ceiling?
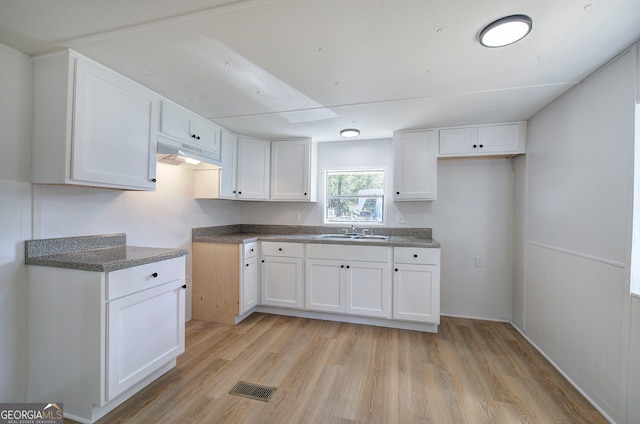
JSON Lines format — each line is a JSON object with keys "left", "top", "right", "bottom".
{"left": 1, "top": 0, "right": 639, "bottom": 142}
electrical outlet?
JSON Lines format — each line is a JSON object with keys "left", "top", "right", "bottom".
{"left": 397, "top": 213, "right": 408, "bottom": 224}
{"left": 475, "top": 256, "right": 485, "bottom": 267}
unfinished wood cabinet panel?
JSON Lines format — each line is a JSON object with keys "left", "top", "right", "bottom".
{"left": 192, "top": 242, "right": 240, "bottom": 324}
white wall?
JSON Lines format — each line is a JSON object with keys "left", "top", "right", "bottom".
{"left": 0, "top": 43, "right": 32, "bottom": 402}
{"left": 33, "top": 163, "right": 240, "bottom": 320}
{"left": 432, "top": 159, "right": 515, "bottom": 321}
{"left": 241, "top": 138, "right": 517, "bottom": 321}
{"left": 522, "top": 48, "right": 636, "bottom": 422}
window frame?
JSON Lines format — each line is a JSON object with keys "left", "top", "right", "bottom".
{"left": 322, "top": 167, "right": 388, "bottom": 227}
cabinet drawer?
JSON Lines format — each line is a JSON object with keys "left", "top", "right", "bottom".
{"left": 394, "top": 247, "right": 440, "bottom": 265}
{"left": 261, "top": 242, "right": 303, "bottom": 257}
{"left": 243, "top": 242, "right": 258, "bottom": 259}
{"left": 307, "top": 244, "right": 391, "bottom": 262}
{"left": 107, "top": 256, "right": 185, "bottom": 300}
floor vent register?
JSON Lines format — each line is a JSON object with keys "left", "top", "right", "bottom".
{"left": 229, "top": 381, "right": 277, "bottom": 402}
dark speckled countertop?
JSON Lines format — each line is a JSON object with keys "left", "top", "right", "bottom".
{"left": 192, "top": 225, "right": 440, "bottom": 248}
{"left": 25, "top": 233, "right": 188, "bottom": 272}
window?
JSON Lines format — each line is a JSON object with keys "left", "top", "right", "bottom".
{"left": 324, "top": 170, "right": 385, "bottom": 224}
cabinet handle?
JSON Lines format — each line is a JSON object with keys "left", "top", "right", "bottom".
{"left": 250, "top": 248, "right": 254, "bottom": 252}
{"left": 278, "top": 248, "right": 282, "bottom": 251}
{"left": 479, "top": 144, "right": 484, "bottom": 148}
{"left": 304, "top": 192, "right": 307, "bottom": 196}
{"left": 182, "top": 284, "right": 187, "bottom": 289}
{"left": 233, "top": 190, "right": 237, "bottom": 194}
{"left": 191, "top": 134, "right": 197, "bottom": 139}
{"left": 341, "top": 265, "right": 344, "bottom": 268}
{"left": 346, "top": 265, "right": 350, "bottom": 269}
{"left": 414, "top": 254, "right": 418, "bottom": 258}
{"left": 473, "top": 144, "right": 477, "bottom": 148}
{"left": 246, "top": 263, "right": 250, "bottom": 267}
{"left": 151, "top": 272, "right": 158, "bottom": 278}
{"left": 261, "top": 260, "right": 265, "bottom": 263}
{"left": 396, "top": 191, "right": 400, "bottom": 195}
{"left": 238, "top": 191, "right": 242, "bottom": 195}
{"left": 395, "top": 268, "right": 398, "bottom": 272}
{"left": 151, "top": 178, "right": 157, "bottom": 183}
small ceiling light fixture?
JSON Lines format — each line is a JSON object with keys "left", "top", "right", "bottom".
{"left": 340, "top": 128, "right": 360, "bottom": 138}
{"left": 479, "top": 14, "right": 533, "bottom": 48}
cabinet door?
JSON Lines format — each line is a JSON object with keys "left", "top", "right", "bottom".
{"left": 270, "top": 139, "right": 311, "bottom": 201}
{"left": 241, "top": 256, "right": 259, "bottom": 314}
{"left": 393, "top": 263, "right": 439, "bottom": 323}
{"left": 192, "top": 116, "right": 221, "bottom": 161}
{"left": 73, "top": 58, "right": 157, "bottom": 190}
{"left": 261, "top": 256, "right": 303, "bottom": 308}
{"left": 305, "top": 258, "right": 345, "bottom": 312}
{"left": 345, "top": 261, "right": 391, "bottom": 318}
{"left": 393, "top": 130, "right": 437, "bottom": 201}
{"left": 219, "top": 130, "right": 238, "bottom": 198}
{"left": 160, "top": 100, "right": 191, "bottom": 141}
{"left": 107, "top": 281, "right": 185, "bottom": 400}
{"left": 477, "top": 124, "right": 520, "bottom": 154}
{"left": 237, "top": 137, "right": 270, "bottom": 200}
{"left": 439, "top": 127, "right": 478, "bottom": 155}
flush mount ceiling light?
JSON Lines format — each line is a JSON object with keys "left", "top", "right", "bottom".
{"left": 479, "top": 14, "right": 533, "bottom": 48}
{"left": 340, "top": 128, "right": 360, "bottom": 138}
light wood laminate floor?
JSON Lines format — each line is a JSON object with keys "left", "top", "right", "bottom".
{"left": 84, "top": 313, "right": 606, "bottom": 424}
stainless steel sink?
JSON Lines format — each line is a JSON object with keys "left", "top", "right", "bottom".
{"left": 317, "top": 234, "right": 389, "bottom": 241}
{"left": 317, "top": 234, "right": 352, "bottom": 239}
{"left": 352, "top": 235, "right": 389, "bottom": 240}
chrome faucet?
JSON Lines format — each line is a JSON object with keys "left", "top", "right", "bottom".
{"left": 345, "top": 224, "right": 359, "bottom": 235}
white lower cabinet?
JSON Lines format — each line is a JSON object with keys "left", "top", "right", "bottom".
{"left": 27, "top": 256, "right": 186, "bottom": 423}
{"left": 305, "top": 258, "right": 345, "bottom": 312}
{"left": 345, "top": 260, "right": 391, "bottom": 318}
{"left": 242, "top": 249, "right": 259, "bottom": 314}
{"left": 393, "top": 247, "right": 440, "bottom": 323}
{"left": 192, "top": 241, "right": 258, "bottom": 323}
{"left": 107, "top": 280, "right": 185, "bottom": 400}
{"left": 261, "top": 242, "right": 304, "bottom": 308}
{"left": 305, "top": 244, "right": 392, "bottom": 318}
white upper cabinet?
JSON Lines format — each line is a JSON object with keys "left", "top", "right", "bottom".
{"left": 219, "top": 129, "right": 239, "bottom": 198}
{"left": 393, "top": 130, "right": 438, "bottom": 201}
{"left": 237, "top": 136, "right": 271, "bottom": 200}
{"left": 439, "top": 122, "right": 527, "bottom": 157}
{"left": 270, "top": 138, "right": 316, "bottom": 202}
{"left": 32, "top": 49, "right": 158, "bottom": 190}
{"left": 159, "top": 100, "right": 221, "bottom": 161}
